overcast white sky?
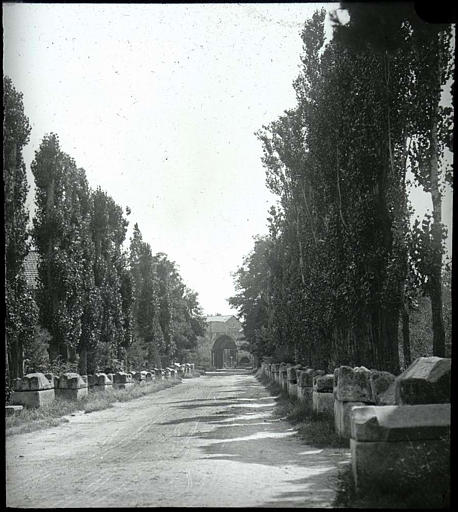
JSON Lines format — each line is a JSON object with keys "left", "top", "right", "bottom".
{"left": 3, "top": 3, "right": 453, "bottom": 316}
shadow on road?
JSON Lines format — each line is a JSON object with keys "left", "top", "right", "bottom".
{"left": 168, "top": 375, "right": 349, "bottom": 507}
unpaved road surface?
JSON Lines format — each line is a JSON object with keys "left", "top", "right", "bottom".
{"left": 6, "top": 370, "right": 350, "bottom": 508}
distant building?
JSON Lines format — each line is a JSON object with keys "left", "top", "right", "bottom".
{"left": 196, "top": 315, "right": 252, "bottom": 369}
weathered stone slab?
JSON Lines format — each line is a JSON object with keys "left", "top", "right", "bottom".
{"left": 350, "top": 403, "right": 450, "bottom": 442}
{"left": 5, "top": 405, "right": 23, "bottom": 416}
{"left": 395, "top": 357, "right": 451, "bottom": 405}
{"left": 58, "top": 373, "right": 87, "bottom": 390}
{"left": 287, "top": 382, "right": 297, "bottom": 398}
{"left": 351, "top": 437, "right": 450, "bottom": 493}
{"left": 313, "top": 374, "right": 334, "bottom": 393}
{"left": 56, "top": 387, "right": 88, "bottom": 400}
{"left": 334, "top": 399, "right": 366, "bottom": 439}
{"left": 312, "top": 391, "right": 334, "bottom": 416}
{"left": 113, "top": 372, "right": 133, "bottom": 384}
{"left": 96, "top": 373, "right": 112, "bottom": 386}
{"left": 132, "top": 371, "right": 146, "bottom": 385}
{"left": 11, "top": 388, "right": 55, "bottom": 408}
{"left": 297, "top": 369, "right": 313, "bottom": 387}
{"left": 297, "top": 385, "right": 313, "bottom": 405}
{"left": 141, "top": 371, "right": 152, "bottom": 383}
{"left": 369, "top": 370, "right": 395, "bottom": 405}
{"left": 335, "top": 366, "right": 373, "bottom": 402}
{"left": 14, "top": 373, "right": 53, "bottom": 391}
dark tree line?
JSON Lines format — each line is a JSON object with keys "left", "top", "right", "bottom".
{"left": 4, "top": 76, "right": 206, "bottom": 390}
{"left": 230, "top": 4, "right": 453, "bottom": 373}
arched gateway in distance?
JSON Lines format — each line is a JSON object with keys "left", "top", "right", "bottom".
{"left": 197, "top": 315, "right": 253, "bottom": 369}
{"left": 211, "top": 334, "right": 238, "bottom": 368}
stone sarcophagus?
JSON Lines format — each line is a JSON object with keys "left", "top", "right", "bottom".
{"left": 11, "top": 373, "right": 55, "bottom": 408}
{"left": 333, "top": 366, "right": 374, "bottom": 440}
{"left": 131, "top": 371, "right": 146, "bottom": 386}
{"left": 278, "top": 364, "right": 289, "bottom": 391}
{"left": 312, "top": 374, "right": 334, "bottom": 416}
{"left": 112, "top": 372, "right": 135, "bottom": 390}
{"left": 142, "top": 371, "right": 154, "bottom": 383}
{"left": 350, "top": 403, "right": 450, "bottom": 495}
{"left": 286, "top": 365, "right": 304, "bottom": 398}
{"left": 88, "top": 373, "right": 113, "bottom": 392}
{"left": 297, "top": 368, "right": 323, "bottom": 408}
{"left": 56, "top": 373, "right": 88, "bottom": 400}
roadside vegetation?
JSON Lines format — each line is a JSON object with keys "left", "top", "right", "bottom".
{"left": 257, "top": 372, "right": 346, "bottom": 449}
{"left": 6, "top": 379, "right": 180, "bottom": 437}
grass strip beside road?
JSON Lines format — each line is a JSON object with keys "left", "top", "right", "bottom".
{"left": 256, "top": 371, "right": 346, "bottom": 448}
{"left": 6, "top": 379, "right": 181, "bottom": 437}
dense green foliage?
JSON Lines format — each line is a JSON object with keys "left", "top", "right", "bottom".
{"left": 230, "top": 5, "right": 453, "bottom": 373}
{"left": 4, "top": 76, "right": 206, "bottom": 385}
{"left": 4, "top": 76, "right": 38, "bottom": 391}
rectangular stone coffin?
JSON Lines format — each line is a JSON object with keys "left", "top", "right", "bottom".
{"left": 11, "top": 373, "right": 55, "bottom": 408}
{"left": 335, "top": 366, "right": 373, "bottom": 402}
{"left": 312, "top": 374, "right": 334, "bottom": 416}
{"left": 278, "top": 364, "right": 289, "bottom": 391}
{"left": 153, "top": 368, "right": 163, "bottom": 379}
{"left": 56, "top": 373, "right": 88, "bottom": 400}
{"left": 10, "top": 372, "right": 55, "bottom": 408}
{"left": 287, "top": 365, "right": 302, "bottom": 398}
{"left": 350, "top": 404, "right": 450, "bottom": 494}
{"left": 94, "top": 373, "right": 113, "bottom": 391}
{"left": 112, "top": 372, "right": 135, "bottom": 390}
{"left": 395, "top": 356, "right": 451, "bottom": 405}
{"left": 141, "top": 371, "right": 153, "bottom": 384}
{"left": 132, "top": 371, "right": 146, "bottom": 386}
{"left": 334, "top": 366, "right": 375, "bottom": 439}
{"left": 296, "top": 369, "right": 321, "bottom": 407}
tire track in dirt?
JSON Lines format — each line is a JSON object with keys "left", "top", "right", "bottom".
{"left": 7, "top": 371, "right": 350, "bottom": 508}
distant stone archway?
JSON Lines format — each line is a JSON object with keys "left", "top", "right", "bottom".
{"left": 212, "top": 335, "right": 237, "bottom": 369}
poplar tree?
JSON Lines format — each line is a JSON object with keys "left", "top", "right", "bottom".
{"left": 4, "top": 76, "right": 38, "bottom": 384}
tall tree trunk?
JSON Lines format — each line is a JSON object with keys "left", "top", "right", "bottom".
{"left": 429, "top": 107, "right": 445, "bottom": 357}
{"left": 401, "top": 301, "right": 411, "bottom": 368}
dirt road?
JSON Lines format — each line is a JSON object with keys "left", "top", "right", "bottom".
{"left": 6, "top": 370, "right": 350, "bottom": 508}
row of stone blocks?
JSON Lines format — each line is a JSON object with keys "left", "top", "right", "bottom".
{"left": 10, "top": 362, "right": 195, "bottom": 409}
{"left": 260, "top": 356, "right": 451, "bottom": 495}
{"left": 261, "top": 362, "right": 334, "bottom": 416}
